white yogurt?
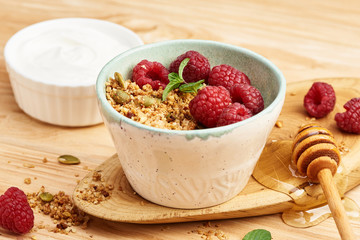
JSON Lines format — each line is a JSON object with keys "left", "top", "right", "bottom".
{"left": 5, "top": 18, "right": 143, "bottom": 86}
{"left": 4, "top": 18, "right": 143, "bottom": 126}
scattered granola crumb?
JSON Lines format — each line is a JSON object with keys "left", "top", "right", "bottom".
{"left": 31, "top": 236, "right": 37, "bottom": 240}
{"left": 27, "top": 186, "right": 90, "bottom": 234}
{"left": 190, "top": 222, "right": 228, "bottom": 240}
{"left": 24, "top": 178, "right": 32, "bottom": 184}
{"left": 92, "top": 171, "right": 102, "bottom": 181}
{"left": 42, "top": 157, "right": 48, "bottom": 163}
{"left": 305, "top": 116, "right": 316, "bottom": 121}
{"left": 290, "top": 92, "right": 296, "bottom": 96}
{"left": 338, "top": 141, "right": 350, "bottom": 155}
{"left": 275, "top": 120, "right": 283, "bottom": 128}
{"left": 7, "top": 160, "right": 11, "bottom": 163}
{"left": 75, "top": 171, "right": 114, "bottom": 205}
{"left": 23, "top": 163, "right": 35, "bottom": 168}
{"left": 75, "top": 173, "right": 80, "bottom": 177}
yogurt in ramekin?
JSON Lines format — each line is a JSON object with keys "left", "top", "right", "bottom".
{"left": 4, "top": 18, "right": 143, "bottom": 127}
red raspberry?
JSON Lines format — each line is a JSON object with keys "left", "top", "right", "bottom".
{"left": 208, "top": 64, "right": 251, "bottom": 91}
{"left": 303, "top": 82, "right": 336, "bottom": 118}
{"left": 132, "top": 60, "right": 169, "bottom": 90}
{"left": 0, "top": 187, "right": 34, "bottom": 234}
{"left": 230, "top": 83, "right": 264, "bottom": 114}
{"left": 217, "top": 103, "right": 253, "bottom": 127}
{"left": 169, "top": 50, "right": 210, "bottom": 83}
{"left": 189, "top": 86, "right": 232, "bottom": 128}
{"left": 335, "top": 98, "right": 360, "bottom": 134}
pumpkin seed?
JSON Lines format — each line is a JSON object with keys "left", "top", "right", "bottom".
{"left": 39, "top": 192, "right": 53, "bottom": 202}
{"left": 113, "top": 89, "right": 130, "bottom": 104}
{"left": 142, "top": 96, "right": 161, "bottom": 107}
{"left": 58, "top": 155, "right": 80, "bottom": 165}
{"left": 114, "top": 72, "right": 125, "bottom": 88}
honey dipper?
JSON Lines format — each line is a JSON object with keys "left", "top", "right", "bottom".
{"left": 292, "top": 123, "right": 356, "bottom": 240}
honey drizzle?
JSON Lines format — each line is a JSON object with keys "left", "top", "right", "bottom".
{"left": 252, "top": 140, "right": 360, "bottom": 228}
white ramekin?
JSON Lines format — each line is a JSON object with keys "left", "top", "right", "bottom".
{"left": 4, "top": 18, "right": 143, "bottom": 127}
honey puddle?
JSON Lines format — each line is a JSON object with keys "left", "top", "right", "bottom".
{"left": 252, "top": 140, "right": 360, "bottom": 227}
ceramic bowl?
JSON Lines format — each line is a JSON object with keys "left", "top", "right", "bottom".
{"left": 96, "top": 39, "right": 286, "bottom": 209}
{"left": 4, "top": 18, "right": 143, "bottom": 127}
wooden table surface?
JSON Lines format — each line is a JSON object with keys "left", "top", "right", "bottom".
{"left": 0, "top": 0, "right": 359, "bottom": 239}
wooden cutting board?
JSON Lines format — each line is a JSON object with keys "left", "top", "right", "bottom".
{"left": 73, "top": 78, "right": 360, "bottom": 224}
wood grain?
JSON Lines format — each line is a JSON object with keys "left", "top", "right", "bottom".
{"left": 0, "top": 0, "right": 360, "bottom": 239}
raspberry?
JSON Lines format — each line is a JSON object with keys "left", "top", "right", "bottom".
{"left": 303, "top": 82, "right": 336, "bottom": 118}
{"left": 230, "top": 83, "right": 264, "bottom": 114}
{"left": 132, "top": 60, "right": 169, "bottom": 90}
{"left": 0, "top": 187, "right": 34, "bottom": 234}
{"left": 169, "top": 50, "right": 210, "bottom": 83}
{"left": 335, "top": 98, "right": 360, "bottom": 134}
{"left": 189, "top": 86, "right": 232, "bottom": 128}
{"left": 217, "top": 103, "right": 253, "bottom": 127}
{"left": 208, "top": 64, "right": 251, "bottom": 91}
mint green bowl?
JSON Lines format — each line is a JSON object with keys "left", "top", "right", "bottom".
{"left": 96, "top": 39, "right": 286, "bottom": 209}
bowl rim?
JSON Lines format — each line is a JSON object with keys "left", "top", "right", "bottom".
{"left": 4, "top": 17, "right": 144, "bottom": 88}
{"left": 96, "top": 39, "right": 286, "bottom": 135}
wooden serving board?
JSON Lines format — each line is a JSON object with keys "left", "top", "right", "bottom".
{"left": 73, "top": 78, "right": 360, "bottom": 224}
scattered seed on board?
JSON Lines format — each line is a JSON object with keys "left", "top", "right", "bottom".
{"left": 58, "top": 155, "right": 81, "bottom": 165}
{"left": 39, "top": 192, "right": 54, "bottom": 202}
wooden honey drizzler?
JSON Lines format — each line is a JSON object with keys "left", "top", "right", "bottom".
{"left": 292, "top": 123, "right": 356, "bottom": 240}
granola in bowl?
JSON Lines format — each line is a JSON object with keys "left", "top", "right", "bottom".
{"left": 105, "top": 73, "right": 198, "bottom": 130}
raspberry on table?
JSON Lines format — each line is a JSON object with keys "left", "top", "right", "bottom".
{"left": 335, "top": 97, "right": 360, "bottom": 134}
{"left": 230, "top": 83, "right": 264, "bottom": 114}
{"left": 189, "top": 86, "right": 232, "bottom": 128}
{"left": 217, "top": 103, "right": 253, "bottom": 127}
{"left": 0, "top": 187, "right": 34, "bottom": 234}
{"left": 169, "top": 50, "right": 210, "bottom": 83}
{"left": 132, "top": 60, "right": 169, "bottom": 90}
{"left": 208, "top": 64, "right": 251, "bottom": 91}
{"left": 303, "top": 82, "right": 336, "bottom": 118}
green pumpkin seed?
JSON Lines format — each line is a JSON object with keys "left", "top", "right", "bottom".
{"left": 58, "top": 155, "right": 80, "bottom": 165}
{"left": 39, "top": 192, "right": 53, "bottom": 202}
{"left": 142, "top": 96, "right": 161, "bottom": 107}
{"left": 114, "top": 72, "right": 125, "bottom": 88}
{"left": 113, "top": 89, "right": 130, "bottom": 105}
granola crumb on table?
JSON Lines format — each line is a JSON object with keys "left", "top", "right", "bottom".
{"left": 189, "top": 221, "right": 228, "bottom": 240}
{"left": 27, "top": 186, "right": 89, "bottom": 234}
{"left": 105, "top": 75, "right": 198, "bottom": 130}
{"left": 75, "top": 170, "right": 114, "bottom": 205}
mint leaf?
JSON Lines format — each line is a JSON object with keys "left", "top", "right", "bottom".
{"left": 162, "top": 78, "right": 182, "bottom": 101}
{"left": 168, "top": 72, "right": 182, "bottom": 83}
{"left": 179, "top": 80, "right": 204, "bottom": 93}
{"left": 178, "top": 58, "right": 190, "bottom": 81}
{"left": 162, "top": 57, "right": 201, "bottom": 101}
{"left": 242, "top": 229, "right": 271, "bottom": 240}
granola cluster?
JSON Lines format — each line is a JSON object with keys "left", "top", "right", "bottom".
{"left": 105, "top": 74, "right": 198, "bottom": 130}
{"left": 75, "top": 171, "right": 114, "bottom": 205}
{"left": 27, "top": 186, "right": 89, "bottom": 234}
